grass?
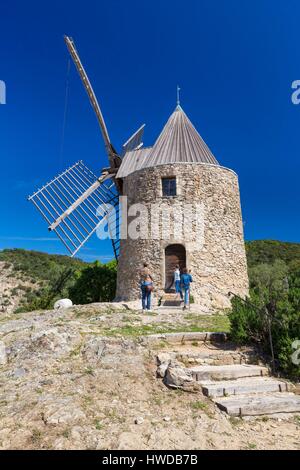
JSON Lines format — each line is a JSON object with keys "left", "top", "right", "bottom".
{"left": 260, "top": 416, "right": 269, "bottom": 423}
{"left": 190, "top": 401, "right": 207, "bottom": 410}
{"left": 246, "top": 442, "right": 257, "bottom": 450}
{"left": 31, "top": 428, "right": 42, "bottom": 444}
{"left": 69, "top": 343, "right": 83, "bottom": 357}
{"left": 184, "top": 314, "right": 230, "bottom": 332}
{"left": 294, "top": 415, "right": 300, "bottom": 425}
{"left": 229, "top": 416, "right": 242, "bottom": 426}
{"left": 151, "top": 341, "right": 168, "bottom": 350}
{"left": 99, "top": 314, "right": 230, "bottom": 338}
{"left": 173, "top": 388, "right": 185, "bottom": 396}
{"left": 152, "top": 396, "right": 163, "bottom": 406}
{"left": 84, "top": 366, "right": 94, "bottom": 376}
{"left": 62, "top": 428, "right": 71, "bottom": 439}
{"left": 94, "top": 419, "right": 104, "bottom": 430}
{"left": 122, "top": 315, "right": 136, "bottom": 323}
{"left": 82, "top": 395, "right": 93, "bottom": 407}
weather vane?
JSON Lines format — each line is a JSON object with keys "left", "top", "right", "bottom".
{"left": 177, "top": 85, "right": 181, "bottom": 106}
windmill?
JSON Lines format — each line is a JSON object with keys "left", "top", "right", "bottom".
{"left": 28, "top": 36, "right": 145, "bottom": 260}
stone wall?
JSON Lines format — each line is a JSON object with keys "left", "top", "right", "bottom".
{"left": 115, "top": 163, "right": 249, "bottom": 312}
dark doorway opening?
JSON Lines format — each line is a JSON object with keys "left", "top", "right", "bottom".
{"left": 164, "top": 244, "right": 186, "bottom": 291}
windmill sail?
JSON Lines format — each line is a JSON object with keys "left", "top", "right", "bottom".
{"left": 28, "top": 161, "right": 120, "bottom": 259}
{"left": 28, "top": 36, "right": 125, "bottom": 260}
{"left": 64, "top": 36, "right": 121, "bottom": 170}
{"left": 121, "top": 124, "right": 145, "bottom": 157}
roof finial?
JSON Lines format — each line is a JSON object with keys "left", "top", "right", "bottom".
{"left": 177, "top": 85, "right": 181, "bottom": 107}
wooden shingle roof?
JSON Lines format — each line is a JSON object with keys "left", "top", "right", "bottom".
{"left": 117, "top": 105, "right": 219, "bottom": 178}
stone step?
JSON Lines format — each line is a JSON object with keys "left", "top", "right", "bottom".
{"left": 214, "top": 392, "right": 300, "bottom": 416}
{"left": 176, "top": 347, "right": 260, "bottom": 366}
{"left": 144, "top": 331, "right": 227, "bottom": 346}
{"left": 161, "top": 293, "right": 182, "bottom": 307}
{"left": 201, "top": 377, "right": 289, "bottom": 398}
{"left": 157, "top": 306, "right": 183, "bottom": 311}
{"left": 162, "top": 301, "right": 182, "bottom": 307}
{"left": 189, "top": 364, "right": 269, "bottom": 382}
{"left": 162, "top": 293, "right": 178, "bottom": 299}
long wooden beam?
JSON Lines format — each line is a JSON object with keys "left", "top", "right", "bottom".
{"left": 64, "top": 36, "right": 118, "bottom": 168}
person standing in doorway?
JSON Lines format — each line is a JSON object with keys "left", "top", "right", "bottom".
{"left": 180, "top": 268, "right": 193, "bottom": 310}
{"left": 174, "top": 265, "right": 183, "bottom": 301}
{"left": 139, "top": 262, "right": 153, "bottom": 312}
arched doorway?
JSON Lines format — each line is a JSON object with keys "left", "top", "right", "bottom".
{"left": 164, "top": 244, "right": 186, "bottom": 291}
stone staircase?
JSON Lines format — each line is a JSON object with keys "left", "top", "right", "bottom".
{"left": 159, "top": 293, "right": 182, "bottom": 309}
{"left": 153, "top": 332, "right": 300, "bottom": 417}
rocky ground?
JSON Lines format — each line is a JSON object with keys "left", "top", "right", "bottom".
{"left": 0, "top": 261, "right": 41, "bottom": 315}
{"left": 0, "top": 303, "right": 299, "bottom": 450}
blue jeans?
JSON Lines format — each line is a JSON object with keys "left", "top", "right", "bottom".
{"left": 175, "top": 280, "right": 183, "bottom": 299}
{"left": 141, "top": 282, "right": 152, "bottom": 310}
{"left": 182, "top": 287, "right": 190, "bottom": 306}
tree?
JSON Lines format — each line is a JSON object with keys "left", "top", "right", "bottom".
{"left": 229, "top": 260, "right": 300, "bottom": 379}
{"left": 69, "top": 260, "right": 117, "bottom": 304}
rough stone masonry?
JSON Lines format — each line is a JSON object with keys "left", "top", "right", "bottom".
{"left": 115, "top": 106, "right": 249, "bottom": 311}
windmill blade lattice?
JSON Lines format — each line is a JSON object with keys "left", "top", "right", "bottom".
{"left": 28, "top": 161, "right": 120, "bottom": 259}
{"left": 121, "top": 124, "right": 145, "bottom": 157}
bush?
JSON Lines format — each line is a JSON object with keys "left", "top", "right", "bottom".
{"left": 229, "top": 260, "right": 300, "bottom": 379}
{"left": 69, "top": 260, "right": 117, "bottom": 304}
{"left": 229, "top": 296, "right": 265, "bottom": 344}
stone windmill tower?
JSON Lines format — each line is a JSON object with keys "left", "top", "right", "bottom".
{"left": 115, "top": 102, "right": 249, "bottom": 310}
{"left": 28, "top": 37, "right": 248, "bottom": 311}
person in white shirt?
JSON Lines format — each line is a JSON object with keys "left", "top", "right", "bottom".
{"left": 174, "top": 265, "right": 183, "bottom": 300}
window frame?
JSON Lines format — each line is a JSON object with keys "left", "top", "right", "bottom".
{"left": 161, "top": 176, "right": 177, "bottom": 198}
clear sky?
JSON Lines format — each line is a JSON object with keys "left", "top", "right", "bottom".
{"left": 0, "top": 0, "right": 299, "bottom": 262}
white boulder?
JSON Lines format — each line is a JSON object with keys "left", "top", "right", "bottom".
{"left": 0, "top": 341, "right": 7, "bottom": 365}
{"left": 54, "top": 299, "right": 73, "bottom": 310}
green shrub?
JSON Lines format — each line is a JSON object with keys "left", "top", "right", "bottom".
{"left": 69, "top": 260, "right": 117, "bottom": 304}
{"left": 229, "top": 261, "right": 300, "bottom": 379}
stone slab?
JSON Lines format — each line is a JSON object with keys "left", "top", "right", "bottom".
{"left": 144, "top": 331, "right": 227, "bottom": 345}
{"left": 201, "top": 377, "right": 289, "bottom": 398}
{"left": 215, "top": 393, "right": 300, "bottom": 416}
{"left": 189, "top": 364, "right": 269, "bottom": 381}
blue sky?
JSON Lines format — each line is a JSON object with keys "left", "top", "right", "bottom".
{"left": 0, "top": 0, "right": 299, "bottom": 262}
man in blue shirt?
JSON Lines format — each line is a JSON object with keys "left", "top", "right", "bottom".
{"left": 180, "top": 268, "right": 193, "bottom": 310}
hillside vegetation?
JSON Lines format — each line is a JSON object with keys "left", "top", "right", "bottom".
{"left": 0, "top": 249, "right": 87, "bottom": 281}
{"left": 246, "top": 240, "right": 300, "bottom": 270}
{"left": 0, "top": 249, "right": 117, "bottom": 313}
{"left": 232, "top": 240, "right": 300, "bottom": 378}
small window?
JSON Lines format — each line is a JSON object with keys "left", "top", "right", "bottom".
{"left": 162, "top": 177, "right": 177, "bottom": 197}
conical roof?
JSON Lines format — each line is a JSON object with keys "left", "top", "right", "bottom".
{"left": 143, "top": 105, "right": 218, "bottom": 168}
{"left": 116, "top": 105, "right": 219, "bottom": 178}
